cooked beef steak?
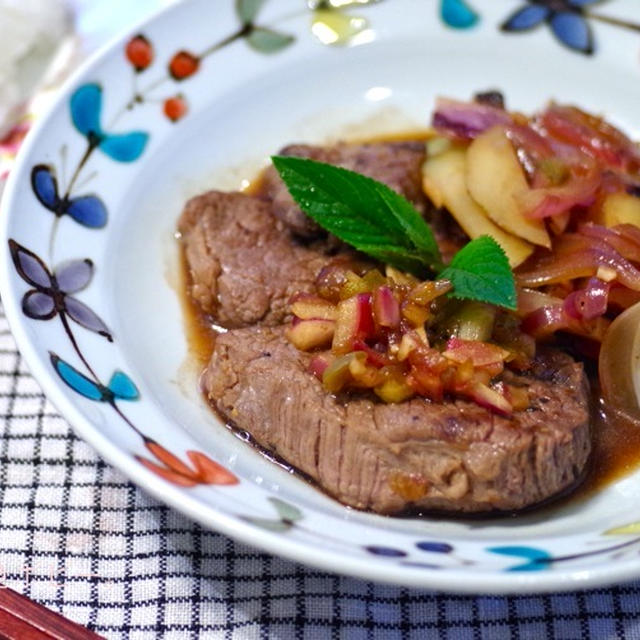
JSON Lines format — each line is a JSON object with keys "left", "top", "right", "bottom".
{"left": 179, "top": 142, "right": 466, "bottom": 327}
{"left": 202, "top": 326, "right": 591, "bottom": 514}
{"left": 181, "top": 143, "right": 592, "bottom": 515}
{"left": 262, "top": 142, "right": 429, "bottom": 239}
{"left": 178, "top": 190, "right": 336, "bottom": 327}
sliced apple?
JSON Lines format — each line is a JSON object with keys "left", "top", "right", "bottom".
{"left": 332, "top": 293, "right": 375, "bottom": 354}
{"left": 443, "top": 337, "right": 509, "bottom": 368}
{"left": 466, "top": 126, "right": 551, "bottom": 248}
{"left": 422, "top": 148, "right": 533, "bottom": 267}
{"left": 600, "top": 192, "right": 640, "bottom": 228}
{"left": 290, "top": 294, "right": 337, "bottom": 320}
{"left": 286, "top": 319, "right": 335, "bottom": 351}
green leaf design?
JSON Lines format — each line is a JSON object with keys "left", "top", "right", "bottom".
{"left": 247, "top": 27, "right": 295, "bottom": 54}
{"left": 242, "top": 516, "right": 293, "bottom": 532}
{"left": 439, "top": 236, "right": 517, "bottom": 309}
{"left": 235, "top": 0, "right": 265, "bottom": 24}
{"left": 240, "top": 497, "right": 302, "bottom": 532}
{"left": 269, "top": 497, "right": 303, "bottom": 523}
{"left": 271, "top": 156, "right": 443, "bottom": 274}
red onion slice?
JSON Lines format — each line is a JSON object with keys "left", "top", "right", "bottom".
{"left": 540, "top": 104, "right": 640, "bottom": 173}
{"left": 372, "top": 285, "right": 400, "bottom": 329}
{"left": 432, "top": 97, "right": 512, "bottom": 140}
{"left": 579, "top": 223, "right": 640, "bottom": 263}
{"left": 517, "top": 234, "right": 640, "bottom": 291}
{"left": 563, "top": 277, "right": 610, "bottom": 321}
{"left": 516, "top": 161, "right": 600, "bottom": 219}
{"left": 521, "top": 303, "right": 610, "bottom": 341}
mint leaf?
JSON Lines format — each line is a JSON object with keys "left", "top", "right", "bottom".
{"left": 271, "top": 156, "right": 443, "bottom": 274}
{"left": 272, "top": 156, "right": 516, "bottom": 309}
{"left": 439, "top": 236, "right": 517, "bottom": 310}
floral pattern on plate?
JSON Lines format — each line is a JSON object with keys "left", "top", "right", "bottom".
{"left": 3, "top": 0, "right": 640, "bottom": 591}
{"left": 499, "top": 0, "right": 640, "bottom": 55}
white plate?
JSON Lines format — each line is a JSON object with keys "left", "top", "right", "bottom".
{"left": 2, "top": 0, "right": 640, "bottom": 594}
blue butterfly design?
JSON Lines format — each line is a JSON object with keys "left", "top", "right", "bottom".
{"left": 31, "top": 164, "right": 107, "bottom": 228}
{"left": 70, "top": 84, "right": 149, "bottom": 162}
{"left": 488, "top": 545, "right": 552, "bottom": 572}
{"left": 501, "top": 0, "right": 603, "bottom": 54}
{"left": 416, "top": 541, "right": 454, "bottom": 554}
{"left": 50, "top": 353, "right": 139, "bottom": 403}
{"left": 9, "top": 238, "right": 112, "bottom": 340}
{"left": 364, "top": 546, "right": 407, "bottom": 558}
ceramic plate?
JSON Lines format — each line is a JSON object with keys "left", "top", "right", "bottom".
{"left": 2, "top": 0, "right": 640, "bottom": 594}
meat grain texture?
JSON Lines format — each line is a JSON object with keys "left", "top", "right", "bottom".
{"left": 180, "top": 141, "right": 592, "bottom": 515}
{"left": 179, "top": 191, "right": 333, "bottom": 327}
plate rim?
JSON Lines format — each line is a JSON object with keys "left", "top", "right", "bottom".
{"left": 2, "top": 0, "right": 640, "bottom": 594}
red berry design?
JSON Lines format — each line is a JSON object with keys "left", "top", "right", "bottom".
{"left": 169, "top": 51, "right": 200, "bottom": 80}
{"left": 125, "top": 34, "right": 154, "bottom": 72}
{"left": 163, "top": 95, "right": 188, "bottom": 122}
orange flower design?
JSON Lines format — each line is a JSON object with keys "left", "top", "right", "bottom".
{"left": 136, "top": 439, "right": 238, "bottom": 487}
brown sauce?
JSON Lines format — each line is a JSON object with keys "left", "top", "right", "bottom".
{"left": 579, "top": 401, "right": 640, "bottom": 497}
{"left": 177, "top": 132, "right": 640, "bottom": 514}
{"left": 178, "top": 249, "right": 217, "bottom": 366}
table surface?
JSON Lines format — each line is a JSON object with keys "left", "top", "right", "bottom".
{"left": 2, "top": 1, "right": 640, "bottom": 638}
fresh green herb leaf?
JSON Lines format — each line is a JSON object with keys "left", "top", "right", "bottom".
{"left": 271, "top": 155, "right": 443, "bottom": 273}
{"left": 439, "top": 236, "right": 517, "bottom": 310}
{"left": 272, "top": 156, "right": 517, "bottom": 309}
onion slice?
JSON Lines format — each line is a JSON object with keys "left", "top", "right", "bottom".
{"left": 517, "top": 233, "right": 640, "bottom": 291}
{"left": 579, "top": 223, "right": 640, "bottom": 264}
{"left": 539, "top": 104, "right": 640, "bottom": 173}
{"left": 521, "top": 304, "right": 609, "bottom": 341}
{"left": 516, "top": 288, "right": 563, "bottom": 316}
{"left": 563, "top": 277, "right": 610, "bottom": 321}
{"left": 599, "top": 301, "right": 640, "bottom": 421}
{"left": 516, "top": 162, "right": 600, "bottom": 219}
{"left": 432, "top": 97, "right": 512, "bottom": 140}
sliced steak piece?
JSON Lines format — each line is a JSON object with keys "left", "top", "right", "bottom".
{"left": 262, "top": 141, "right": 428, "bottom": 239}
{"left": 203, "top": 326, "right": 591, "bottom": 515}
{"left": 178, "top": 191, "right": 337, "bottom": 327}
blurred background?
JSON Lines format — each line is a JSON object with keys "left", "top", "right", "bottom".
{"left": 0, "top": 0, "right": 177, "bottom": 188}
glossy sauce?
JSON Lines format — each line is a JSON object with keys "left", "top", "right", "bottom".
{"left": 580, "top": 401, "right": 640, "bottom": 496}
{"left": 178, "top": 249, "right": 217, "bottom": 366}
{"left": 178, "top": 135, "right": 640, "bottom": 512}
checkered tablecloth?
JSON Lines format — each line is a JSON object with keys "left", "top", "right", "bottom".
{"left": 0, "top": 303, "right": 639, "bottom": 639}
